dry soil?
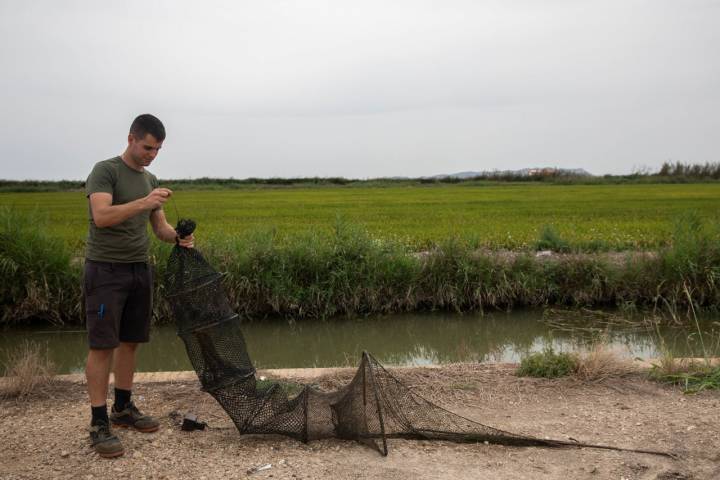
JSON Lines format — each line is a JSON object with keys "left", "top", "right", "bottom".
{"left": 1, "top": 364, "right": 718, "bottom": 480}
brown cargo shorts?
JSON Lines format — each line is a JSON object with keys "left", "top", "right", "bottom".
{"left": 83, "top": 259, "right": 153, "bottom": 349}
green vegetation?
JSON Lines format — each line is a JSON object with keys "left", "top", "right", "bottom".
{"left": 649, "top": 341, "right": 720, "bottom": 393}
{"left": 651, "top": 364, "right": 720, "bottom": 393}
{"left": 535, "top": 225, "right": 571, "bottom": 253}
{"left": 516, "top": 348, "right": 577, "bottom": 378}
{"left": 1, "top": 182, "right": 719, "bottom": 326}
{"left": 2, "top": 161, "right": 719, "bottom": 193}
{"left": 648, "top": 297, "right": 720, "bottom": 393}
{"left": 0, "top": 206, "right": 81, "bottom": 324}
{"left": 657, "top": 161, "right": 720, "bottom": 180}
{"left": 516, "top": 342, "right": 638, "bottom": 381}
{"left": 2, "top": 183, "right": 719, "bottom": 251}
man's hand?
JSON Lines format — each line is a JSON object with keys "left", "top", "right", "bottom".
{"left": 151, "top": 207, "right": 193, "bottom": 245}
{"left": 144, "top": 188, "right": 173, "bottom": 210}
{"left": 177, "top": 233, "right": 195, "bottom": 249}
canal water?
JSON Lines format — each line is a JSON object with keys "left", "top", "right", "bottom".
{"left": 1, "top": 310, "right": 718, "bottom": 374}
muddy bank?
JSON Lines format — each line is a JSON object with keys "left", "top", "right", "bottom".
{"left": 1, "top": 363, "right": 719, "bottom": 479}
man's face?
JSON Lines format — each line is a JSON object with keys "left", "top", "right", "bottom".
{"left": 128, "top": 133, "right": 163, "bottom": 167}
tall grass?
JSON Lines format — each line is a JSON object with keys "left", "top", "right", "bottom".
{"left": 648, "top": 284, "right": 720, "bottom": 393}
{"left": 196, "top": 219, "right": 420, "bottom": 319}
{"left": 651, "top": 213, "right": 720, "bottom": 315}
{"left": 0, "top": 340, "right": 56, "bottom": 399}
{"left": 535, "top": 225, "right": 571, "bottom": 252}
{"left": 1, "top": 207, "right": 719, "bottom": 326}
{"left": 0, "top": 206, "right": 81, "bottom": 324}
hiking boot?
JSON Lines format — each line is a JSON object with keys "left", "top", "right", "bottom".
{"left": 89, "top": 421, "right": 124, "bottom": 458}
{"left": 110, "top": 401, "right": 160, "bottom": 433}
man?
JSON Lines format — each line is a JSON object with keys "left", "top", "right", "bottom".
{"left": 84, "top": 114, "right": 194, "bottom": 458}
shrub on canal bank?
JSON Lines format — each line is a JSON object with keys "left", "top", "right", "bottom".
{"left": 1, "top": 208, "right": 719, "bottom": 326}
{"left": 517, "top": 343, "right": 637, "bottom": 380}
{"left": 0, "top": 340, "right": 56, "bottom": 400}
{"left": 517, "top": 348, "right": 577, "bottom": 378}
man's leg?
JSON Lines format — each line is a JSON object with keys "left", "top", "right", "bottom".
{"left": 112, "top": 342, "right": 137, "bottom": 413}
{"left": 84, "top": 260, "right": 128, "bottom": 458}
{"left": 110, "top": 263, "right": 159, "bottom": 433}
{"left": 86, "top": 348, "right": 114, "bottom": 410}
{"left": 85, "top": 347, "right": 124, "bottom": 458}
{"left": 113, "top": 342, "right": 138, "bottom": 391}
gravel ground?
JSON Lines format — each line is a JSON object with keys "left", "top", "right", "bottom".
{"left": 1, "top": 364, "right": 718, "bottom": 480}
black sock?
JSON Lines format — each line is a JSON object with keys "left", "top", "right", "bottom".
{"left": 114, "top": 388, "right": 132, "bottom": 412}
{"left": 91, "top": 404, "right": 109, "bottom": 426}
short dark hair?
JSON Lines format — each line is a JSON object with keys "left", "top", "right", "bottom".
{"left": 129, "top": 114, "right": 166, "bottom": 141}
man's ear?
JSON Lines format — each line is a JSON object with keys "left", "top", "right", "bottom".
{"left": 127, "top": 133, "right": 135, "bottom": 145}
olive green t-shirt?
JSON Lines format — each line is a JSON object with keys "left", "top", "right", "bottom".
{"left": 85, "top": 156, "right": 159, "bottom": 263}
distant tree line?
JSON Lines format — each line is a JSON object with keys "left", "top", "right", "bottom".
{"left": 657, "top": 161, "right": 720, "bottom": 179}
{"left": 418, "top": 169, "right": 580, "bottom": 184}
{"left": 1, "top": 162, "right": 718, "bottom": 192}
{"left": 0, "top": 180, "right": 85, "bottom": 192}
{"left": 165, "top": 176, "right": 357, "bottom": 186}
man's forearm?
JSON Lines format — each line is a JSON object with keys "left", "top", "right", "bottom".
{"left": 93, "top": 198, "right": 148, "bottom": 228}
{"left": 155, "top": 222, "right": 178, "bottom": 243}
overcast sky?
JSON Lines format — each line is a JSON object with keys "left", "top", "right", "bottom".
{"left": 1, "top": 0, "right": 718, "bottom": 180}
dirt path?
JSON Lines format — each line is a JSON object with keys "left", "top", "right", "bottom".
{"left": 1, "top": 364, "right": 718, "bottom": 480}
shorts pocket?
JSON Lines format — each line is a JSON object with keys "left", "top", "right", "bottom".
{"left": 85, "top": 262, "right": 118, "bottom": 295}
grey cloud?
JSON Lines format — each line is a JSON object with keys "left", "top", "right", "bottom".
{"left": 0, "top": 0, "right": 718, "bottom": 179}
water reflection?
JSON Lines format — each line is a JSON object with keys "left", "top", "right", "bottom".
{"left": 1, "top": 310, "right": 717, "bottom": 374}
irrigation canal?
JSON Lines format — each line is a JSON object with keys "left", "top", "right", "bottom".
{"left": 1, "top": 310, "right": 718, "bottom": 374}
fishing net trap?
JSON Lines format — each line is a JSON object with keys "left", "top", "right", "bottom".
{"left": 162, "top": 219, "right": 669, "bottom": 457}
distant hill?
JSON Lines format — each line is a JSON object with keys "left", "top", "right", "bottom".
{"left": 424, "top": 168, "right": 593, "bottom": 179}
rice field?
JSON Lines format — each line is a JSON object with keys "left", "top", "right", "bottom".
{"left": 1, "top": 183, "right": 719, "bottom": 251}
{"left": 3, "top": 183, "right": 720, "bottom": 324}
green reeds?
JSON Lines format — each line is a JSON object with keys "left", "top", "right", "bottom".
{"left": 653, "top": 365, "right": 720, "bottom": 393}
{"left": 0, "top": 206, "right": 81, "bottom": 324}
{"left": 211, "top": 219, "right": 420, "bottom": 319}
{"left": 1, "top": 207, "right": 719, "bottom": 326}
{"left": 649, "top": 283, "right": 720, "bottom": 393}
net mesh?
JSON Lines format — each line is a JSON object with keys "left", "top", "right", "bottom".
{"left": 163, "top": 238, "right": 666, "bottom": 456}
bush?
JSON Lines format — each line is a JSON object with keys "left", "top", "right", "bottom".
{"left": 535, "top": 225, "right": 571, "bottom": 253}
{"left": 574, "top": 343, "right": 636, "bottom": 382}
{"left": 517, "top": 347, "right": 577, "bottom": 378}
{"left": 1, "top": 340, "right": 56, "bottom": 400}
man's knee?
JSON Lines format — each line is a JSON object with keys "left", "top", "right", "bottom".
{"left": 88, "top": 348, "right": 114, "bottom": 359}
{"left": 86, "top": 348, "right": 114, "bottom": 374}
{"left": 118, "top": 342, "right": 139, "bottom": 352}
